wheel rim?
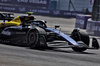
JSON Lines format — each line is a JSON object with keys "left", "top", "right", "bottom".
{"left": 29, "top": 32, "right": 35, "bottom": 43}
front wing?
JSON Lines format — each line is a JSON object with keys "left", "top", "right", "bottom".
{"left": 45, "top": 28, "right": 99, "bottom": 49}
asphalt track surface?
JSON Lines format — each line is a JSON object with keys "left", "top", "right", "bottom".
{"left": 0, "top": 12, "right": 100, "bottom": 66}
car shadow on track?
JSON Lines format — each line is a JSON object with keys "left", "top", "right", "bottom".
{"left": 32, "top": 47, "right": 97, "bottom": 55}
{"left": 50, "top": 49, "right": 96, "bottom": 55}
{"left": 0, "top": 43, "right": 97, "bottom": 55}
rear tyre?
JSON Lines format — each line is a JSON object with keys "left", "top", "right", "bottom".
{"left": 71, "top": 29, "right": 90, "bottom": 52}
{"left": 27, "top": 31, "right": 39, "bottom": 49}
{"left": 27, "top": 31, "right": 47, "bottom": 49}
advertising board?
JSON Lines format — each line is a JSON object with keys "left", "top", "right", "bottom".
{"left": 0, "top": 4, "right": 84, "bottom": 18}
{"left": 0, "top": 0, "right": 50, "bottom": 8}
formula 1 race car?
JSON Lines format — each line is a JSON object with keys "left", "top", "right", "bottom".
{"left": 0, "top": 13, "right": 99, "bottom": 52}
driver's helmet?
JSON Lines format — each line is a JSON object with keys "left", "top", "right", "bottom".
{"left": 19, "top": 15, "right": 35, "bottom": 22}
{"left": 25, "top": 15, "right": 34, "bottom": 21}
{"left": 26, "top": 12, "right": 34, "bottom": 15}
{"left": 25, "top": 12, "right": 35, "bottom": 21}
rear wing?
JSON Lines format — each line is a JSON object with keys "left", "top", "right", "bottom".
{"left": 0, "top": 13, "right": 14, "bottom": 21}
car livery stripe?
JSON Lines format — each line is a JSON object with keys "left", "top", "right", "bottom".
{"left": 45, "top": 28, "right": 79, "bottom": 45}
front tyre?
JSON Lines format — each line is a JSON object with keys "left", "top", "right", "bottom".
{"left": 71, "top": 29, "right": 90, "bottom": 52}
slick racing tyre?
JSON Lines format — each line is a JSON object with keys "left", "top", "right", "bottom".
{"left": 70, "top": 29, "right": 90, "bottom": 52}
{"left": 27, "top": 30, "right": 47, "bottom": 49}
{"left": 38, "top": 35, "right": 47, "bottom": 49}
{"left": 27, "top": 31, "right": 39, "bottom": 49}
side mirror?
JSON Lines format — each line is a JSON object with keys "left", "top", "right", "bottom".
{"left": 55, "top": 25, "right": 60, "bottom": 29}
{"left": 45, "top": 21, "right": 47, "bottom": 23}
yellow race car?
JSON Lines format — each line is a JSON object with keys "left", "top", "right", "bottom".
{"left": 0, "top": 12, "right": 34, "bottom": 28}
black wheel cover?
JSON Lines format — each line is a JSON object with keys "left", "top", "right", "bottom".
{"left": 71, "top": 30, "right": 90, "bottom": 52}
{"left": 29, "top": 32, "right": 36, "bottom": 43}
{"left": 27, "top": 31, "right": 39, "bottom": 49}
{"left": 39, "top": 35, "right": 47, "bottom": 48}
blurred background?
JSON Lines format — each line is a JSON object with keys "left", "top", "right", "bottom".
{"left": 0, "top": 0, "right": 94, "bottom": 18}
{"left": 49, "top": 0, "right": 93, "bottom": 12}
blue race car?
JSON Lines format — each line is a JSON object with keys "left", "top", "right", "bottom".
{"left": 0, "top": 13, "right": 99, "bottom": 52}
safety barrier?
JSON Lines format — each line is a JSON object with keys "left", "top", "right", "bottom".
{"left": 75, "top": 14, "right": 92, "bottom": 29}
{"left": 86, "top": 19, "right": 100, "bottom": 37}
